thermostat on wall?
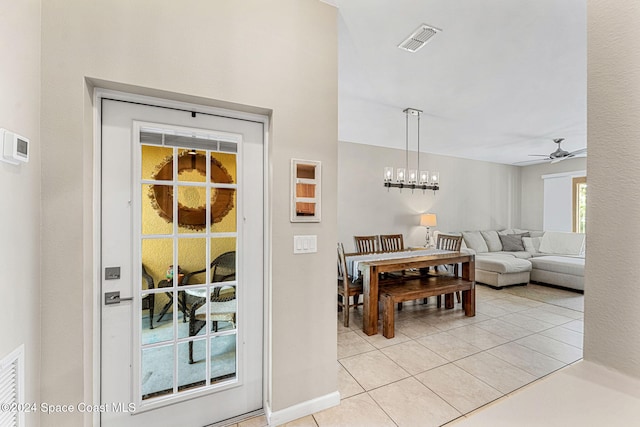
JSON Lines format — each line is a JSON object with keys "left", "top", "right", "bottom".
{"left": 1, "top": 128, "right": 29, "bottom": 165}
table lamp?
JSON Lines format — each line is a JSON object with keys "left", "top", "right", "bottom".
{"left": 420, "top": 213, "right": 437, "bottom": 247}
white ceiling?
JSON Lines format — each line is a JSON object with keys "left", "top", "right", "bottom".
{"left": 332, "top": 0, "right": 587, "bottom": 165}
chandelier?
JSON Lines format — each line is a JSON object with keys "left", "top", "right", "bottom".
{"left": 383, "top": 108, "right": 439, "bottom": 192}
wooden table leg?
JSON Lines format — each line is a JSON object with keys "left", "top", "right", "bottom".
{"left": 444, "top": 293, "right": 454, "bottom": 309}
{"left": 462, "top": 257, "right": 476, "bottom": 316}
{"left": 463, "top": 287, "right": 476, "bottom": 316}
{"left": 381, "top": 293, "right": 395, "bottom": 339}
{"left": 362, "top": 266, "right": 378, "bottom": 335}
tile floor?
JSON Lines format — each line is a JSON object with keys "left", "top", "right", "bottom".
{"left": 229, "top": 283, "right": 584, "bottom": 427}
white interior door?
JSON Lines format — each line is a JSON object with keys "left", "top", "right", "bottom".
{"left": 99, "top": 97, "right": 264, "bottom": 426}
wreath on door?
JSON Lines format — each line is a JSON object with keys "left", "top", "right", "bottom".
{"left": 148, "top": 151, "right": 235, "bottom": 230}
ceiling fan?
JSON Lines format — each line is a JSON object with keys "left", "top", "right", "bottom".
{"left": 526, "top": 138, "right": 587, "bottom": 164}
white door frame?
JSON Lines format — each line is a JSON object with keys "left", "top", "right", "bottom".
{"left": 91, "top": 88, "right": 271, "bottom": 426}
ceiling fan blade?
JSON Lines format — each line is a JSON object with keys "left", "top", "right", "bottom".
{"left": 528, "top": 154, "right": 550, "bottom": 157}
{"left": 570, "top": 148, "right": 587, "bottom": 156}
{"left": 550, "top": 156, "right": 569, "bottom": 164}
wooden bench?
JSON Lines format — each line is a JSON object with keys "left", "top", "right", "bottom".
{"left": 379, "top": 276, "right": 475, "bottom": 338}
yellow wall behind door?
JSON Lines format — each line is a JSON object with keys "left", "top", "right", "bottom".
{"left": 140, "top": 145, "right": 237, "bottom": 306}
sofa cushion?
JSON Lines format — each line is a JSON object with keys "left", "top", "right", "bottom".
{"left": 498, "top": 228, "right": 528, "bottom": 235}
{"left": 499, "top": 233, "right": 529, "bottom": 251}
{"left": 462, "top": 231, "right": 489, "bottom": 253}
{"left": 538, "top": 232, "right": 585, "bottom": 255}
{"left": 522, "top": 236, "right": 542, "bottom": 254}
{"left": 481, "top": 230, "right": 502, "bottom": 252}
{"left": 493, "top": 251, "right": 532, "bottom": 259}
{"left": 530, "top": 255, "right": 585, "bottom": 276}
{"left": 476, "top": 255, "right": 532, "bottom": 274}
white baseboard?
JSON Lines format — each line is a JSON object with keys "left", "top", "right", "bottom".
{"left": 265, "top": 391, "right": 340, "bottom": 426}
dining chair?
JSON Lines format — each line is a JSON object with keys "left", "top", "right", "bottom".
{"left": 378, "top": 233, "right": 408, "bottom": 309}
{"left": 353, "top": 236, "right": 405, "bottom": 310}
{"left": 437, "top": 233, "right": 463, "bottom": 253}
{"left": 435, "top": 233, "right": 464, "bottom": 307}
{"left": 337, "top": 242, "right": 364, "bottom": 327}
{"left": 379, "top": 234, "right": 404, "bottom": 252}
{"left": 354, "top": 235, "right": 379, "bottom": 253}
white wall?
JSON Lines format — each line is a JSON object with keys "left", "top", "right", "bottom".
{"left": 519, "top": 157, "right": 587, "bottom": 230}
{"left": 339, "top": 143, "right": 592, "bottom": 250}
{"left": 0, "top": 2, "right": 41, "bottom": 426}
{"left": 40, "top": 1, "right": 337, "bottom": 425}
{"left": 585, "top": 0, "right": 640, "bottom": 379}
{"left": 542, "top": 170, "right": 586, "bottom": 232}
{"left": 338, "top": 141, "right": 521, "bottom": 251}
{"left": 543, "top": 176, "right": 572, "bottom": 231}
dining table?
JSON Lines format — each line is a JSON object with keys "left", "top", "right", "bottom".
{"left": 346, "top": 249, "right": 476, "bottom": 336}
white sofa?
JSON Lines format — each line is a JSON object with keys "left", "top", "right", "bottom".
{"left": 441, "top": 229, "right": 585, "bottom": 291}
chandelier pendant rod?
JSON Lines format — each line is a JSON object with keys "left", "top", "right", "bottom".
{"left": 417, "top": 111, "right": 420, "bottom": 176}
{"left": 405, "top": 110, "right": 409, "bottom": 174}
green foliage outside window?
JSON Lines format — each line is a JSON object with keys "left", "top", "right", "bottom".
{"left": 577, "top": 182, "right": 587, "bottom": 233}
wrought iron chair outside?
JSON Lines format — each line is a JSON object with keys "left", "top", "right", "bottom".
{"left": 142, "top": 264, "right": 156, "bottom": 329}
{"left": 185, "top": 251, "right": 237, "bottom": 364}
{"left": 337, "top": 242, "right": 363, "bottom": 327}
{"left": 354, "top": 235, "right": 379, "bottom": 253}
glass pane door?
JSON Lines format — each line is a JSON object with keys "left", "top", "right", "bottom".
{"left": 137, "top": 126, "right": 240, "bottom": 404}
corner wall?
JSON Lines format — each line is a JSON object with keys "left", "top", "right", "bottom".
{"left": 0, "top": 2, "right": 41, "bottom": 426}
{"left": 584, "top": 0, "right": 640, "bottom": 378}
{"left": 338, "top": 141, "right": 521, "bottom": 250}
{"left": 40, "top": 1, "right": 337, "bottom": 425}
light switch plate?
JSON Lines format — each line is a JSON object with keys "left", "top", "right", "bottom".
{"left": 293, "top": 235, "right": 317, "bottom": 254}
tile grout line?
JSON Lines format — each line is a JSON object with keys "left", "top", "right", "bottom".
{"left": 332, "top": 283, "right": 583, "bottom": 427}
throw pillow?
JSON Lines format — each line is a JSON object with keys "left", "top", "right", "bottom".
{"left": 461, "top": 231, "right": 489, "bottom": 253}
{"left": 499, "top": 233, "right": 529, "bottom": 252}
{"left": 480, "top": 230, "right": 502, "bottom": 252}
{"left": 522, "top": 236, "right": 542, "bottom": 253}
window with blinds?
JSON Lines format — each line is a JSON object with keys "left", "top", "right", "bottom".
{"left": 0, "top": 345, "right": 24, "bottom": 427}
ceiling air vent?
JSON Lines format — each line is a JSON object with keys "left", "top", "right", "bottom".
{"left": 398, "top": 24, "right": 442, "bottom": 53}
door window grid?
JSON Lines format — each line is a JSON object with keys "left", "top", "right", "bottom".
{"left": 137, "top": 129, "right": 240, "bottom": 405}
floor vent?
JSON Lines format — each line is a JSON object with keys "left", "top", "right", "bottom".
{"left": 0, "top": 345, "right": 25, "bottom": 427}
{"left": 398, "top": 23, "right": 442, "bottom": 52}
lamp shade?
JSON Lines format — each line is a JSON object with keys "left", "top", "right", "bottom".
{"left": 420, "top": 213, "right": 437, "bottom": 227}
